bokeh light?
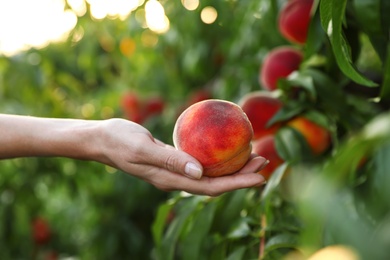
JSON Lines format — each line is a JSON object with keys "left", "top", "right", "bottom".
{"left": 145, "top": 0, "right": 170, "bottom": 34}
{"left": 0, "top": 0, "right": 150, "bottom": 56}
{"left": 81, "top": 103, "right": 95, "bottom": 118}
{"left": 0, "top": 0, "right": 78, "bottom": 56}
{"left": 181, "top": 0, "right": 199, "bottom": 11}
{"left": 200, "top": 6, "right": 218, "bottom": 24}
{"left": 120, "top": 37, "right": 136, "bottom": 57}
{"left": 87, "top": 0, "right": 144, "bottom": 20}
{"left": 141, "top": 30, "right": 159, "bottom": 47}
{"left": 67, "top": 0, "right": 87, "bottom": 16}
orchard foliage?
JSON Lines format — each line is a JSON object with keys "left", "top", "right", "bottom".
{"left": 0, "top": 0, "right": 390, "bottom": 259}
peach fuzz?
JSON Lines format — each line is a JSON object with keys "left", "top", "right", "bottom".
{"left": 260, "top": 46, "right": 303, "bottom": 91}
{"left": 252, "top": 135, "right": 284, "bottom": 180}
{"left": 287, "top": 116, "right": 331, "bottom": 155}
{"left": 173, "top": 99, "right": 253, "bottom": 177}
{"left": 239, "top": 91, "right": 283, "bottom": 140}
{"left": 278, "top": 0, "right": 314, "bottom": 44}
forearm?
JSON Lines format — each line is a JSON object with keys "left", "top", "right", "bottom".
{"left": 0, "top": 114, "right": 102, "bottom": 160}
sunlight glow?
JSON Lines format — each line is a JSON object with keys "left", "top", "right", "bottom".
{"left": 87, "top": 0, "right": 143, "bottom": 20}
{"left": 200, "top": 6, "right": 218, "bottom": 24}
{"left": 181, "top": 0, "right": 199, "bottom": 11}
{"left": 0, "top": 0, "right": 78, "bottom": 56}
{"left": 67, "top": 0, "right": 87, "bottom": 16}
{"left": 0, "top": 0, "right": 162, "bottom": 56}
{"left": 145, "top": 0, "right": 170, "bottom": 34}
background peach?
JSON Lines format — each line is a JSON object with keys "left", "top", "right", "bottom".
{"left": 239, "top": 91, "right": 283, "bottom": 140}
{"left": 260, "top": 46, "right": 303, "bottom": 91}
{"left": 287, "top": 116, "right": 331, "bottom": 155}
{"left": 278, "top": 0, "right": 314, "bottom": 44}
{"left": 252, "top": 134, "right": 284, "bottom": 180}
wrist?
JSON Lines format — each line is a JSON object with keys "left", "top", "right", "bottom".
{"left": 52, "top": 119, "right": 104, "bottom": 161}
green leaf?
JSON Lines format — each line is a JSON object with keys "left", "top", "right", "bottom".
{"left": 152, "top": 202, "right": 175, "bottom": 247}
{"left": 274, "top": 127, "right": 313, "bottom": 163}
{"left": 264, "top": 233, "right": 298, "bottom": 254}
{"left": 380, "top": 43, "right": 390, "bottom": 100}
{"left": 214, "top": 190, "right": 248, "bottom": 231}
{"left": 320, "top": 0, "right": 378, "bottom": 86}
{"left": 261, "top": 163, "right": 289, "bottom": 201}
{"left": 227, "top": 218, "right": 252, "bottom": 239}
{"left": 303, "top": 110, "right": 331, "bottom": 130}
{"left": 353, "top": 0, "right": 388, "bottom": 60}
{"left": 282, "top": 71, "right": 317, "bottom": 100}
{"left": 353, "top": 0, "right": 382, "bottom": 35}
{"left": 180, "top": 201, "right": 218, "bottom": 260}
{"left": 368, "top": 142, "right": 390, "bottom": 215}
{"left": 305, "top": 2, "right": 326, "bottom": 59}
{"left": 381, "top": 0, "right": 390, "bottom": 33}
{"left": 267, "top": 101, "right": 305, "bottom": 127}
{"left": 320, "top": 0, "right": 332, "bottom": 32}
{"left": 226, "top": 246, "right": 246, "bottom": 260}
{"left": 155, "top": 196, "right": 203, "bottom": 260}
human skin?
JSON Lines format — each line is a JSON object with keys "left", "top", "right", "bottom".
{"left": 252, "top": 135, "right": 284, "bottom": 180}
{"left": 0, "top": 114, "right": 268, "bottom": 196}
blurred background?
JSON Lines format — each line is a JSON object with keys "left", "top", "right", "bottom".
{"left": 1, "top": 0, "right": 390, "bottom": 259}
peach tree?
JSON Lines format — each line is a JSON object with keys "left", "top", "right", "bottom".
{"left": 152, "top": 0, "right": 390, "bottom": 259}
{"left": 0, "top": 0, "right": 389, "bottom": 259}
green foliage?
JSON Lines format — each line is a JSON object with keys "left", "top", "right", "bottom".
{"left": 1, "top": 0, "right": 390, "bottom": 259}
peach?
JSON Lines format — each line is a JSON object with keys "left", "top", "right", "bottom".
{"left": 308, "top": 245, "right": 359, "bottom": 260}
{"left": 260, "top": 46, "right": 303, "bottom": 91}
{"left": 252, "top": 135, "right": 284, "bottom": 180}
{"left": 144, "top": 96, "right": 165, "bottom": 117}
{"left": 287, "top": 116, "right": 331, "bottom": 155}
{"left": 239, "top": 91, "right": 283, "bottom": 140}
{"left": 121, "top": 92, "right": 144, "bottom": 124}
{"left": 32, "top": 217, "right": 52, "bottom": 245}
{"left": 173, "top": 99, "right": 253, "bottom": 177}
{"left": 121, "top": 92, "right": 165, "bottom": 124}
{"left": 278, "top": 0, "right": 314, "bottom": 44}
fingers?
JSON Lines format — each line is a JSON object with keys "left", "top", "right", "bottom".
{"left": 152, "top": 170, "right": 266, "bottom": 196}
{"left": 139, "top": 158, "right": 267, "bottom": 196}
{"left": 134, "top": 134, "right": 268, "bottom": 195}
{"left": 140, "top": 140, "right": 204, "bottom": 179}
{"left": 236, "top": 156, "right": 269, "bottom": 174}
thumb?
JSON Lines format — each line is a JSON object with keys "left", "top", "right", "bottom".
{"left": 147, "top": 144, "right": 203, "bottom": 179}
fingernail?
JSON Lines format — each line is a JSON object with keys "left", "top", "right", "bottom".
{"left": 258, "top": 160, "right": 270, "bottom": 171}
{"left": 185, "top": 162, "right": 202, "bottom": 179}
{"left": 254, "top": 175, "right": 267, "bottom": 187}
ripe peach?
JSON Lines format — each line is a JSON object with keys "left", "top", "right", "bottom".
{"left": 278, "top": 0, "right": 314, "bottom": 44}
{"left": 260, "top": 46, "right": 303, "bottom": 91}
{"left": 173, "top": 99, "right": 253, "bottom": 177}
{"left": 252, "top": 135, "right": 284, "bottom": 180}
{"left": 287, "top": 116, "right": 331, "bottom": 155}
{"left": 121, "top": 92, "right": 165, "bottom": 124}
{"left": 121, "top": 92, "right": 144, "bottom": 124}
{"left": 32, "top": 217, "right": 51, "bottom": 245}
{"left": 144, "top": 96, "right": 165, "bottom": 117}
{"left": 239, "top": 91, "right": 283, "bottom": 140}
{"left": 308, "top": 245, "right": 359, "bottom": 260}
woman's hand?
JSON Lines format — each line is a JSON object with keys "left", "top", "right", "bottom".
{"left": 97, "top": 119, "right": 268, "bottom": 196}
{"left": 0, "top": 114, "right": 268, "bottom": 196}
